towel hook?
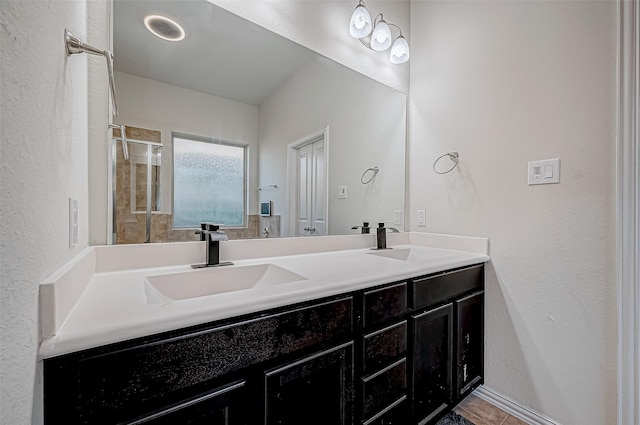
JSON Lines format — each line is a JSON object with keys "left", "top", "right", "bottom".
{"left": 361, "top": 166, "right": 379, "bottom": 184}
{"left": 65, "top": 29, "right": 119, "bottom": 116}
{"left": 433, "top": 151, "right": 459, "bottom": 174}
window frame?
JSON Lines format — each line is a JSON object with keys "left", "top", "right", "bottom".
{"left": 171, "top": 132, "right": 248, "bottom": 230}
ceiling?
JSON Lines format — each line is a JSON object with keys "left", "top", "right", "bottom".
{"left": 113, "top": 0, "right": 316, "bottom": 106}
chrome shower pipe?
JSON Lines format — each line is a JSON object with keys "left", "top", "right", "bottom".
{"left": 65, "top": 29, "right": 119, "bottom": 116}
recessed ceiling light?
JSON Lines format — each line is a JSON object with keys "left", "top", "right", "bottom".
{"left": 144, "top": 14, "right": 185, "bottom": 42}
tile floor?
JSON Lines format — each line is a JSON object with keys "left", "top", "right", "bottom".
{"left": 454, "top": 394, "right": 529, "bottom": 425}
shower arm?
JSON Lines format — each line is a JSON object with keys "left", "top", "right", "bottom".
{"left": 65, "top": 29, "right": 119, "bottom": 116}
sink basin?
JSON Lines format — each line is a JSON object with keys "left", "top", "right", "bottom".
{"left": 366, "top": 247, "right": 443, "bottom": 262}
{"left": 144, "top": 264, "right": 307, "bottom": 304}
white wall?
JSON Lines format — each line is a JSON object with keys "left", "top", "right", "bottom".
{"left": 212, "top": 0, "right": 410, "bottom": 94}
{"left": 408, "top": 1, "right": 617, "bottom": 424}
{"left": 87, "top": 0, "right": 111, "bottom": 244}
{"left": 2, "top": 1, "right": 617, "bottom": 424}
{"left": 259, "top": 57, "right": 406, "bottom": 236}
{"left": 0, "top": 1, "right": 107, "bottom": 423}
{"left": 114, "top": 72, "right": 260, "bottom": 216}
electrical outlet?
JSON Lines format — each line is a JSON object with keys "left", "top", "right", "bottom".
{"left": 417, "top": 210, "right": 426, "bottom": 227}
{"left": 69, "top": 198, "right": 78, "bottom": 247}
{"left": 393, "top": 210, "right": 403, "bottom": 226}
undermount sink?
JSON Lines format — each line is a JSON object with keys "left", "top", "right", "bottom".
{"left": 367, "top": 247, "right": 439, "bottom": 262}
{"left": 144, "top": 264, "right": 307, "bottom": 304}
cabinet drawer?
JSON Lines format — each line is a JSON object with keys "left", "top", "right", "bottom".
{"left": 128, "top": 380, "right": 245, "bottom": 424}
{"left": 362, "top": 396, "right": 407, "bottom": 425}
{"left": 363, "top": 282, "right": 407, "bottom": 329}
{"left": 363, "top": 321, "right": 407, "bottom": 374}
{"left": 44, "top": 297, "right": 353, "bottom": 424}
{"left": 361, "top": 358, "right": 407, "bottom": 420}
{"left": 411, "top": 264, "right": 483, "bottom": 310}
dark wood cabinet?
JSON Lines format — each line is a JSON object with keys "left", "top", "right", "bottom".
{"left": 362, "top": 282, "right": 407, "bottom": 330}
{"left": 455, "top": 291, "right": 484, "bottom": 398}
{"left": 363, "top": 397, "right": 407, "bottom": 425}
{"left": 412, "top": 303, "right": 454, "bottom": 425}
{"left": 129, "top": 381, "right": 246, "bottom": 425}
{"left": 411, "top": 265, "right": 483, "bottom": 310}
{"left": 43, "top": 263, "right": 484, "bottom": 425}
{"left": 362, "top": 321, "right": 407, "bottom": 374}
{"left": 264, "top": 342, "right": 354, "bottom": 425}
{"left": 44, "top": 297, "right": 353, "bottom": 424}
{"left": 361, "top": 358, "right": 407, "bottom": 420}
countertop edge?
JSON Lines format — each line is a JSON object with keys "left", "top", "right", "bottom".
{"left": 39, "top": 248, "right": 489, "bottom": 360}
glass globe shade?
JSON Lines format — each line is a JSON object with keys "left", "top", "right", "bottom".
{"left": 389, "top": 36, "right": 410, "bottom": 64}
{"left": 349, "top": 5, "right": 372, "bottom": 39}
{"left": 370, "top": 21, "right": 392, "bottom": 51}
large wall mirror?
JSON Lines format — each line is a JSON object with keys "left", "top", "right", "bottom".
{"left": 111, "top": 0, "right": 407, "bottom": 244}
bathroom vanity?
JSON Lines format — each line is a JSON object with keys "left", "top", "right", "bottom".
{"left": 41, "top": 240, "right": 486, "bottom": 425}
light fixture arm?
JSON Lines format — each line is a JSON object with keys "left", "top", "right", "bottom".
{"left": 357, "top": 13, "right": 405, "bottom": 52}
{"left": 387, "top": 22, "right": 403, "bottom": 37}
{"left": 349, "top": 1, "right": 409, "bottom": 64}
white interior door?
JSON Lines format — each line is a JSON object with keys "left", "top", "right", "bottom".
{"left": 310, "top": 140, "right": 326, "bottom": 235}
{"left": 296, "top": 143, "right": 312, "bottom": 235}
{"left": 295, "top": 138, "right": 326, "bottom": 236}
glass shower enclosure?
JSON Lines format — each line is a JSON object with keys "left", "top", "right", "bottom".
{"left": 109, "top": 126, "right": 162, "bottom": 244}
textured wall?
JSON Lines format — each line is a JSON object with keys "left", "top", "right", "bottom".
{"left": 87, "top": 0, "right": 111, "bottom": 244}
{"left": 0, "top": 0, "right": 106, "bottom": 423}
{"left": 408, "top": 1, "right": 617, "bottom": 424}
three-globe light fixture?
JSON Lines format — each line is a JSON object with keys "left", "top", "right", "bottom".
{"left": 349, "top": 0, "right": 410, "bottom": 64}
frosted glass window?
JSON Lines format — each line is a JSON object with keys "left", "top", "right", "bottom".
{"left": 173, "top": 135, "right": 246, "bottom": 228}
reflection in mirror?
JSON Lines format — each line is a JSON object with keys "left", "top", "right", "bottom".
{"left": 111, "top": 0, "right": 406, "bottom": 243}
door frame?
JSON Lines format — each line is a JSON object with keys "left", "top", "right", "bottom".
{"left": 286, "top": 127, "right": 330, "bottom": 237}
{"left": 617, "top": 1, "right": 639, "bottom": 424}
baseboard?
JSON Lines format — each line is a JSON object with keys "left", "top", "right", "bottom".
{"left": 473, "top": 386, "right": 562, "bottom": 425}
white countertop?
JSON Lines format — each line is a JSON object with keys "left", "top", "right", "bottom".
{"left": 38, "top": 235, "right": 489, "bottom": 359}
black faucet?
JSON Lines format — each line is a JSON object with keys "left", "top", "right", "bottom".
{"left": 375, "top": 223, "right": 400, "bottom": 250}
{"left": 192, "top": 223, "right": 233, "bottom": 268}
{"left": 351, "top": 221, "right": 371, "bottom": 234}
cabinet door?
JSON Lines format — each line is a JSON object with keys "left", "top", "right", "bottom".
{"left": 129, "top": 381, "right": 246, "bottom": 425}
{"left": 456, "top": 291, "right": 484, "bottom": 397}
{"left": 412, "top": 303, "right": 453, "bottom": 425}
{"left": 264, "top": 342, "right": 354, "bottom": 425}
{"left": 43, "top": 297, "right": 352, "bottom": 424}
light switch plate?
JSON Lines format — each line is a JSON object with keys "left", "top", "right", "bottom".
{"left": 528, "top": 158, "right": 560, "bottom": 185}
{"left": 69, "top": 197, "right": 78, "bottom": 247}
{"left": 393, "top": 210, "right": 403, "bottom": 226}
{"left": 337, "top": 186, "right": 347, "bottom": 199}
{"left": 417, "top": 210, "right": 426, "bottom": 227}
